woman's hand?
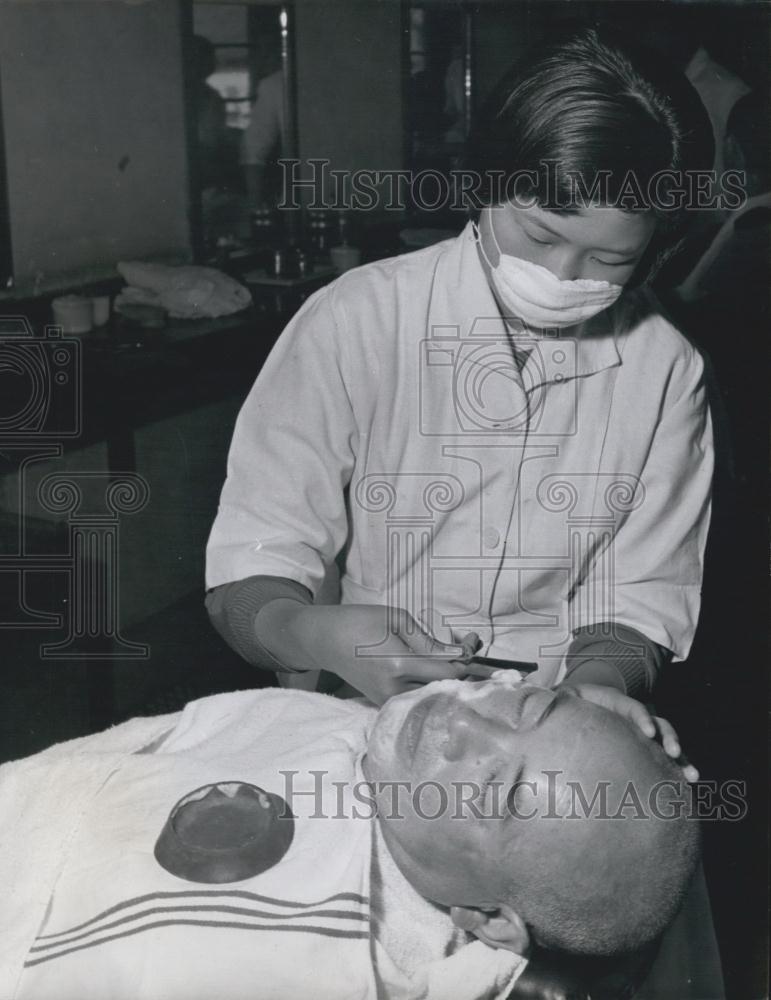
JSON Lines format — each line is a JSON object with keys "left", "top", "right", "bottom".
{"left": 566, "top": 683, "right": 699, "bottom": 782}
{"left": 256, "top": 601, "right": 490, "bottom": 705}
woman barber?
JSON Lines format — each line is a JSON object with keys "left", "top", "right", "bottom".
{"left": 205, "top": 29, "right": 714, "bottom": 739}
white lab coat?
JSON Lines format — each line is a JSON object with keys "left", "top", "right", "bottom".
{"left": 206, "top": 225, "right": 713, "bottom": 685}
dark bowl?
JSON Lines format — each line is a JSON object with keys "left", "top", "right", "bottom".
{"left": 154, "top": 781, "right": 295, "bottom": 883}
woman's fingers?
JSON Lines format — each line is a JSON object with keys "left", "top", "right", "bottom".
{"left": 629, "top": 711, "right": 699, "bottom": 781}
{"left": 652, "top": 715, "right": 681, "bottom": 758}
{"left": 570, "top": 683, "right": 657, "bottom": 737}
{"left": 399, "top": 621, "right": 462, "bottom": 659}
{"left": 652, "top": 716, "right": 700, "bottom": 782}
{"left": 679, "top": 758, "right": 700, "bottom": 783}
{"left": 458, "top": 632, "right": 482, "bottom": 661}
{"left": 621, "top": 698, "right": 658, "bottom": 739}
{"left": 568, "top": 685, "right": 699, "bottom": 782}
{"left": 399, "top": 622, "right": 482, "bottom": 662}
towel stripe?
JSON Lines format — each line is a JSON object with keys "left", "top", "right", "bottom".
{"left": 30, "top": 903, "right": 368, "bottom": 953}
{"left": 24, "top": 918, "right": 370, "bottom": 969}
{"left": 37, "top": 888, "right": 369, "bottom": 940}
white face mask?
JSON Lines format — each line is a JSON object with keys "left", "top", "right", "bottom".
{"left": 475, "top": 213, "right": 624, "bottom": 330}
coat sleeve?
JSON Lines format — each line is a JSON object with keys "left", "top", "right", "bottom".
{"left": 205, "top": 288, "right": 358, "bottom": 595}
{"left": 571, "top": 346, "right": 714, "bottom": 661}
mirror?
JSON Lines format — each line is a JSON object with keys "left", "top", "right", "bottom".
{"left": 0, "top": 86, "right": 10, "bottom": 289}
{"left": 403, "top": 2, "right": 565, "bottom": 230}
{"left": 405, "top": 3, "right": 470, "bottom": 228}
{"left": 190, "top": 1, "right": 296, "bottom": 255}
{"left": 407, "top": 5, "right": 469, "bottom": 174}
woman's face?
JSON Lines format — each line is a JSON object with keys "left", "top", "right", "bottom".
{"left": 478, "top": 201, "right": 656, "bottom": 285}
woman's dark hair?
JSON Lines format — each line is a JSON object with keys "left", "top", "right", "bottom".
{"left": 464, "top": 27, "right": 715, "bottom": 281}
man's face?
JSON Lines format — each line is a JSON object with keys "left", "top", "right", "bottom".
{"left": 363, "top": 679, "right": 613, "bottom": 908}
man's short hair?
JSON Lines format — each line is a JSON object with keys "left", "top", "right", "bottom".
{"left": 504, "top": 728, "right": 700, "bottom": 956}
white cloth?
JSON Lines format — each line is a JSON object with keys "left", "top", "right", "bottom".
{"left": 371, "top": 823, "right": 523, "bottom": 1000}
{"left": 116, "top": 262, "right": 251, "bottom": 320}
{"left": 240, "top": 70, "right": 285, "bottom": 166}
{"left": 206, "top": 224, "right": 713, "bottom": 683}
{"left": 1, "top": 690, "right": 525, "bottom": 1000}
{"left": 0, "top": 713, "right": 177, "bottom": 1000}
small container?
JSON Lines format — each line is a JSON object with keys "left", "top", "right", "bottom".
{"left": 307, "top": 210, "right": 335, "bottom": 255}
{"left": 296, "top": 249, "right": 312, "bottom": 277}
{"left": 251, "top": 206, "right": 280, "bottom": 247}
{"left": 266, "top": 246, "right": 300, "bottom": 279}
{"left": 51, "top": 295, "right": 93, "bottom": 334}
{"left": 154, "top": 781, "right": 295, "bottom": 884}
{"left": 91, "top": 295, "right": 111, "bottom": 327}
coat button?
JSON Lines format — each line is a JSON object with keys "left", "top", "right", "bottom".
{"left": 483, "top": 526, "right": 501, "bottom": 549}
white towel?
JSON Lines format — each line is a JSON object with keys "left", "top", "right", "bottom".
{"left": 1, "top": 690, "right": 525, "bottom": 1000}
{"left": 371, "top": 823, "right": 526, "bottom": 1000}
{"left": 0, "top": 712, "right": 179, "bottom": 1000}
{"left": 116, "top": 261, "right": 251, "bottom": 319}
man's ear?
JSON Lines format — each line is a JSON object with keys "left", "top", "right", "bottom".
{"left": 450, "top": 904, "right": 530, "bottom": 956}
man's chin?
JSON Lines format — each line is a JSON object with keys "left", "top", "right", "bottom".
{"left": 366, "top": 693, "right": 414, "bottom": 774}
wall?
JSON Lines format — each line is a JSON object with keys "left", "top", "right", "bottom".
{"left": 473, "top": 4, "right": 533, "bottom": 109}
{"left": 294, "top": 0, "right": 405, "bottom": 206}
{"left": 0, "top": 0, "right": 192, "bottom": 289}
